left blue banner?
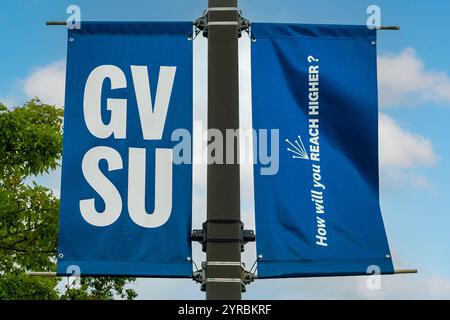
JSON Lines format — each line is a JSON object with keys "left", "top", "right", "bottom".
{"left": 57, "top": 22, "right": 193, "bottom": 278}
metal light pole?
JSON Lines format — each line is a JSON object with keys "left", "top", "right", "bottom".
{"left": 206, "top": 0, "right": 242, "bottom": 300}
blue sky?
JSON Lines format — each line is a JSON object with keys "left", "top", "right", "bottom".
{"left": 1, "top": 0, "right": 450, "bottom": 299}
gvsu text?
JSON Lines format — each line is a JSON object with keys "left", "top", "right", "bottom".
{"left": 80, "top": 65, "right": 279, "bottom": 229}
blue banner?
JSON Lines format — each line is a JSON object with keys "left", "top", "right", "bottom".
{"left": 57, "top": 22, "right": 193, "bottom": 277}
{"left": 251, "top": 23, "right": 394, "bottom": 278}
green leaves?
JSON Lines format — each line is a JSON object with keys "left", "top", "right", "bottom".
{"left": 0, "top": 98, "right": 64, "bottom": 178}
{"left": 0, "top": 272, "right": 59, "bottom": 300}
{"left": 0, "top": 99, "right": 136, "bottom": 300}
{"left": 61, "top": 277, "right": 137, "bottom": 300}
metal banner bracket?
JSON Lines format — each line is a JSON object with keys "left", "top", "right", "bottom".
{"left": 191, "top": 220, "right": 256, "bottom": 252}
{"left": 192, "top": 9, "right": 251, "bottom": 39}
{"left": 192, "top": 261, "right": 257, "bottom": 293}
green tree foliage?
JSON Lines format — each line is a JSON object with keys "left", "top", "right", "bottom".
{"left": 0, "top": 99, "right": 136, "bottom": 300}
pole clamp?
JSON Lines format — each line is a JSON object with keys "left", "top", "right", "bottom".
{"left": 192, "top": 261, "right": 257, "bottom": 293}
{"left": 191, "top": 220, "right": 256, "bottom": 252}
{"left": 192, "top": 9, "right": 251, "bottom": 39}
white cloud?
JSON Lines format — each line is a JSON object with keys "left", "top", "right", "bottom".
{"left": 379, "top": 113, "right": 438, "bottom": 189}
{"left": 380, "top": 168, "right": 432, "bottom": 190}
{"left": 378, "top": 49, "right": 442, "bottom": 189}
{"left": 378, "top": 47, "right": 450, "bottom": 107}
{"left": 379, "top": 113, "right": 437, "bottom": 169}
{"left": 23, "top": 60, "right": 66, "bottom": 107}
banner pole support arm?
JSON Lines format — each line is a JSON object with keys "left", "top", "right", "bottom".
{"left": 378, "top": 26, "right": 400, "bottom": 30}
{"left": 46, "top": 22, "right": 67, "bottom": 26}
{"left": 27, "top": 271, "right": 57, "bottom": 277}
{"left": 395, "top": 269, "right": 418, "bottom": 275}
{"left": 45, "top": 22, "right": 399, "bottom": 31}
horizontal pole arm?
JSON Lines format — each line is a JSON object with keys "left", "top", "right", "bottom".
{"left": 395, "top": 269, "right": 418, "bottom": 275}
{"left": 377, "top": 26, "right": 400, "bottom": 30}
{"left": 46, "top": 22, "right": 67, "bottom": 26}
{"left": 45, "top": 22, "right": 400, "bottom": 31}
{"left": 253, "top": 269, "right": 419, "bottom": 280}
{"left": 27, "top": 271, "right": 57, "bottom": 277}
{"left": 27, "top": 269, "right": 417, "bottom": 278}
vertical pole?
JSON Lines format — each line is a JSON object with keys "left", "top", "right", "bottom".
{"left": 206, "top": 0, "right": 242, "bottom": 300}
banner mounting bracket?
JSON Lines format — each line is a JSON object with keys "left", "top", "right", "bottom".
{"left": 192, "top": 9, "right": 250, "bottom": 39}
{"left": 192, "top": 261, "right": 256, "bottom": 293}
{"left": 191, "top": 221, "right": 255, "bottom": 252}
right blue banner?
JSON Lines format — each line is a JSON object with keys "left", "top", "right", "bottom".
{"left": 251, "top": 23, "right": 394, "bottom": 279}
